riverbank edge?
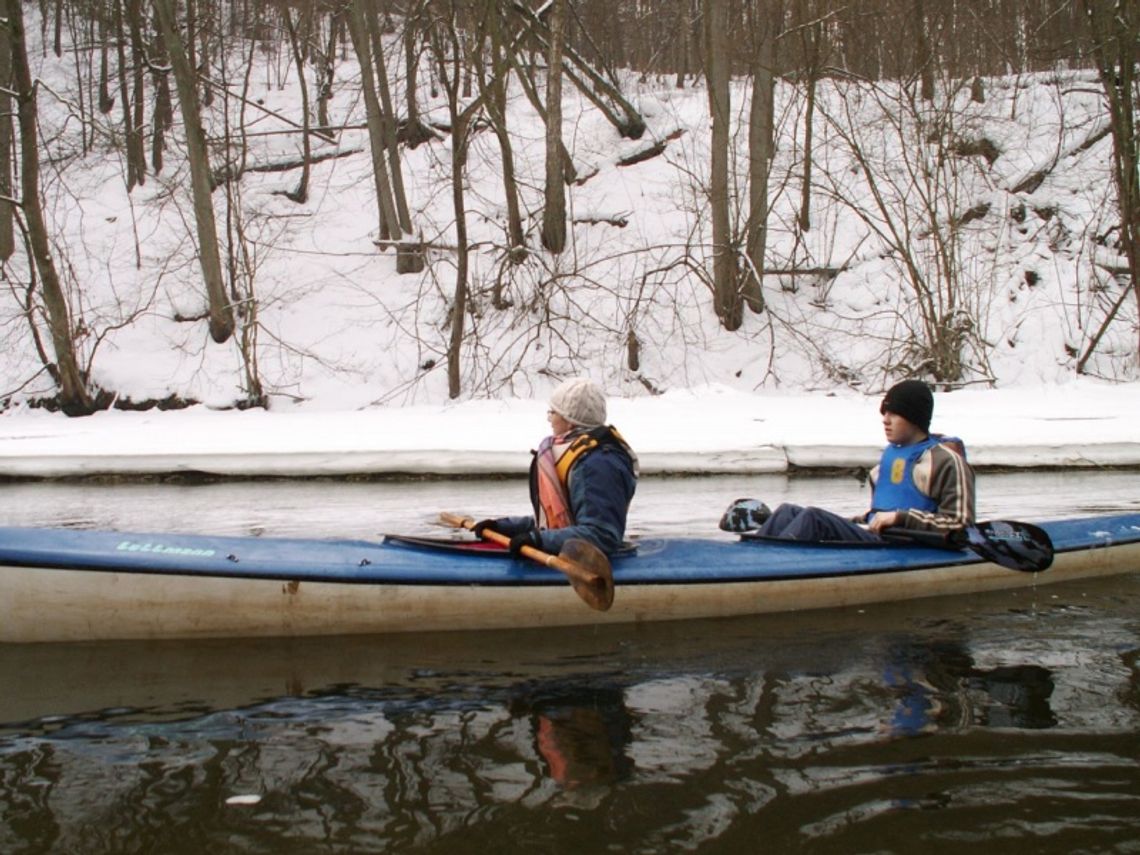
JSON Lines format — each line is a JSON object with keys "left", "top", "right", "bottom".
{"left": 0, "top": 443, "right": 1138, "bottom": 480}
{"left": 2, "top": 386, "right": 1137, "bottom": 478}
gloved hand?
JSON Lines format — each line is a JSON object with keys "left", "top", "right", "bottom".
{"left": 508, "top": 528, "right": 542, "bottom": 558}
{"left": 472, "top": 519, "right": 500, "bottom": 539}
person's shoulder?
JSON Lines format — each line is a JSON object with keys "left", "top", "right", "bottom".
{"left": 581, "top": 438, "right": 637, "bottom": 480}
{"left": 926, "top": 437, "right": 970, "bottom": 469}
{"left": 588, "top": 440, "right": 633, "bottom": 465}
{"left": 933, "top": 435, "right": 967, "bottom": 458}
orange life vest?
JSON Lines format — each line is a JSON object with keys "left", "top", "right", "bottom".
{"left": 530, "top": 425, "right": 633, "bottom": 530}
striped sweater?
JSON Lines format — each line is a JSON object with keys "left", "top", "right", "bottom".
{"left": 868, "top": 441, "right": 976, "bottom": 533}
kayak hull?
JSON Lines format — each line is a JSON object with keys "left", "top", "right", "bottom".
{"left": 1, "top": 514, "right": 1138, "bottom": 643}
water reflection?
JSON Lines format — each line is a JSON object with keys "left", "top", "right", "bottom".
{"left": 879, "top": 638, "right": 1058, "bottom": 734}
{"left": 509, "top": 682, "right": 633, "bottom": 792}
{"left": 2, "top": 580, "right": 1139, "bottom": 852}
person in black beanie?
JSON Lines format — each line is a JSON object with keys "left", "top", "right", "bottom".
{"left": 737, "top": 379, "right": 974, "bottom": 542}
{"left": 879, "top": 379, "right": 933, "bottom": 433}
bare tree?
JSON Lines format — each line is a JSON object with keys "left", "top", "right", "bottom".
{"left": 126, "top": 0, "right": 147, "bottom": 180}
{"left": 512, "top": 53, "right": 577, "bottom": 183}
{"left": 153, "top": 0, "right": 235, "bottom": 344}
{"left": 346, "top": 0, "right": 400, "bottom": 245}
{"left": 363, "top": 1, "right": 414, "bottom": 235}
{"left": 347, "top": 0, "right": 422, "bottom": 273}
{"left": 113, "top": 0, "right": 143, "bottom": 189}
{"left": 540, "top": 0, "right": 567, "bottom": 254}
{"left": 742, "top": 0, "right": 781, "bottom": 314}
{"left": 817, "top": 76, "right": 988, "bottom": 384}
{"left": 702, "top": 0, "right": 741, "bottom": 330}
{"left": 190, "top": 0, "right": 213, "bottom": 108}
{"left": 150, "top": 3, "right": 173, "bottom": 173}
{"left": 5, "top": 0, "right": 98, "bottom": 414}
{"left": 311, "top": 6, "right": 340, "bottom": 132}
{"left": 914, "top": 0, "right": 935, "bottom": 101}
{"left": 789, "top": 0, "right": 825, "bottom": 234}
{"left": 97, "top": 11, "right": 115, "bottom": 115}
{"left": 399, "top": 1, "right": 436, "bottom": 147}
{"left": 0, "top": 22, "right": 12, "bottom": 261}
{"left": 511, "top": 0, "right": 646, "bottom": 139}
{"left": 427, "top": 0, "right": 486, "bottom": 398}
{"left": 1078, "top": 0, "right": 1140, "bottom": 368}
{"left": 478, "top": 1, "right": 526, "bottom": 262}
{"left": 281, "top": 4, "right": 312, "bottom": 203}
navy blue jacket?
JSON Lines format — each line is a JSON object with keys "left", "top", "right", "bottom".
{"left": 492, "top": 436, "right": 637, "bottom": 555}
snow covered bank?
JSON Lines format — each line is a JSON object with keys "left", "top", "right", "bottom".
{"left": 4, "top": 9, "right": 1138, "bottom": 415}
{"left": 1, "top": 383, "right": 1136, "bottom": 478}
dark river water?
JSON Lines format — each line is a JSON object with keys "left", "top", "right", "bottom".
{"left": 1, "top": 471, "right": 1139, "bottom": 853}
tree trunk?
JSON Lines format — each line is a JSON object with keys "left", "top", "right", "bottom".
{"left": 52, "top": 0, "right": 62, "bottom": 56}
{"left": 1081, "top": 0, "right": 1140, "bottom": 362}
{"left": 314, "top": 9, "right": 338, "bottom": 131}
{"left": 98, "top": 22, "right": 114, "bottom": 113}
{"left": 514, "top": 58, "right": 577, "bottom": 183}
{"left": 703, "top": 0, "right": 741, "bottom": 330}
{"left": 0, "top": 24, "right": 12, "bottom": 261}
{"left": 126, "top": 0, "right": 146, "bottom": 185}
{"left": 150, "top": 5, "right": 173, "bottom": 174}
{"left": 541, "top": 0, "right": 567, "bottom": 254}
{"left": 364, "top": 3, "right": 413, "bottom": 234}
{"left": 511, "top": 0, "right": 646, "bottom": 139}
{"left": 798, "top": 74, "right": 816, "bottom": 232}
{"left": 346, "top": 0, "right": 404, "bottom": 245}
{"left": 281, "top": 7, "right": 311, "bottom": 204}
{"left": 113, "top": 0, "right": 141, "bottom": 189}
{"left": 401, "top": 2, "right": 435, "bottom": 147}
{"left": 428, "top": 10, "right": 474, "bottom": 399}
{"left": 7, "top": 0, "right": 96, "bottom": 414}
{"left": 153, "top": 0, "right": 234, "bottom": 343}
{"left": 485, "top": 5, "right": 525, "bottom": 262}
{"left": 674, "top": 2, "right": 693, "bottom": 88}
{"left": 190, "top": 0, "right": 213, "bottom": 108}
{"left": 447, "top": 111, "right": 470, "bottom": 399}
{"left": 744, "top": 3, "right": 779, "bottom": 315}
{"left": 915, "top": 0, "right": 935, "bottom": 100}
{"left": 797, "top": 15, "right": 821, "bottom": 234}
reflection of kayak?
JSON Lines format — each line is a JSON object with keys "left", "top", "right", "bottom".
{"left": 0, "top": 513, "right": 1138, "bottom": 643}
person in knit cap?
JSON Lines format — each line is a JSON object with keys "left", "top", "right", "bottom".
{"left": 739, "top": 379, "right": 974, "bottom": 542}
{"left": 474, "top": 378, "right": 639, "bottom": 557}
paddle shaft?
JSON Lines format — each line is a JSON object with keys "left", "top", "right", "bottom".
{"left": 882, "top": 527, "right": 954, "bottom": 549}
{"left": 438, "top": 513, "right": 604, "bottom": 587}
{"left": 883, "top": 521, "right": 1053, "bottom": 572}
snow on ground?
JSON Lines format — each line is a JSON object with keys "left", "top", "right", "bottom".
{"left": 0, "top": 15, "right": 1137, "bottom": 480}
{"left": 1, "top": 380, "right": 1136, "bottom": 478}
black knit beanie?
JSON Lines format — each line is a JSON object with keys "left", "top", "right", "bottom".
{"left": 880, "top": 380, "right": 933, "bottom": 432}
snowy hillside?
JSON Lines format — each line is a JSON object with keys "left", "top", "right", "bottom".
{"left": 3, "top": 11, "right": 1135, "bottom": 413}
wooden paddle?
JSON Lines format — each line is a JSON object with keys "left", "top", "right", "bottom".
{"left": 438, "top": 513, "right": 614, "bottom": 611}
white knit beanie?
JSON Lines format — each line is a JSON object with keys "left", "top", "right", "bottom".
{"left": 549, "top": 378, "right": 607, "bottom": 427}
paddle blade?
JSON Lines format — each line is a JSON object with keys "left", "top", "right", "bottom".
{"left": 559, "top": 538, "right": 615, "bottom": 611}
{"left": 964, "top": 520, "right": 1054, "bottom": 573}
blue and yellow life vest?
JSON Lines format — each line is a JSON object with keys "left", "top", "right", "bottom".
{"left": 871, "top": 436, "right": 941, "bottom": 515}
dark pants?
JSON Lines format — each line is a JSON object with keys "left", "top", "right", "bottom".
{"left": 758, "top": 503, "right": 882, "bottom": 543}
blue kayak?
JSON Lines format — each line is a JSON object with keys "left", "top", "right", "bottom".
{"left": 0, "top": 513, "right": 1137, "bottom": 643}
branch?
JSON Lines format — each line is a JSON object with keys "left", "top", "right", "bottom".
{"left": 243, "top": 146, "right": 363, "bottom": 175}
{"left": 198, "top": 76, "right": 336, "bottom": 144}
